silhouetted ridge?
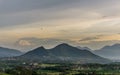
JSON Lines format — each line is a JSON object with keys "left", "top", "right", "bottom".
{"left": 34, "top": 46, "right": 46, "bottom": 51}
{"left": 22, "top": 46, "right": 48, "bottom": 58}
{"left": 53, "top": 43, "right": 73, "bottom": 50}
{"left": 20, "top": 43, "right": 110, "bottom": 63}
{"left": 56, "top": 43, "right": 70, "bottom": 47}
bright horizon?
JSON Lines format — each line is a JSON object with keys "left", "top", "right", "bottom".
{"left": 0, "top": 0, "right": 120, "bottom": 51}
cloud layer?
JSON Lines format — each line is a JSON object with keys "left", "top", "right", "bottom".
{"left": 0, "top": 0, "right": 120, "bottom": 51}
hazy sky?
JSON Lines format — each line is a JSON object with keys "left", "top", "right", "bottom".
{"left": 0, "top": 0, "right": 120, "bottom": 51}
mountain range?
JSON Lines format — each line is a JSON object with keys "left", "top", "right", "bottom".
{"left": 19, "top": 43, "right": 110, "bottom": 64}
{"left": 93, "top": 44, "right": 120, "bottom": 60}
{"left": 0, "top": 47, "right": 23, "bottom": 57}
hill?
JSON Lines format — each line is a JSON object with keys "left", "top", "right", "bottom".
{"left": 93, "top": 44, "right": 120, "bottom": 60}
{"left": 20, "top": 43, "right": 110, "bottom": 64}
{"left": 0, "top": 47, "right": 23, "bottom": 57}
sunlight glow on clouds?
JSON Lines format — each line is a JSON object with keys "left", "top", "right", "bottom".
{"left": 0, "top": 0, "right": 120, "bottom": 51}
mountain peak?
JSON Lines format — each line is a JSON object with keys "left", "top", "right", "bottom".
{"left": 33, "top": 46, "right": 46, "bottom": 52}
{"left": 40, "top": 46, "right": 45, "bottom": 49}
{"left": 57, "top": 43, "right": 71, "bottom": 47}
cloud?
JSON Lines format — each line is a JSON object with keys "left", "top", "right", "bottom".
{"left": 84, "top": 19, "right": 120, "bottom": 33}
{"left": 0, "top": 6, "right": 102, "bottom": 27}
{"left": 79, "top": 34, "right": 106, "bottom": 42}
{"left": 14, "top": 37, "right": 77, "bottom": 51}
{"left": 0, "top": 0, "right": 120, "bottom": 27}
{"left": 79, "top": 37, "right": 99, "bottom": 42}
{"left": 0, "top": 0, "right": 120, "bottom": 51}
{"left": 0, "top": 0, "right": 78, "bottom": 27}
{"left": 18, "top": 40, "right": 32, "bottom": 46}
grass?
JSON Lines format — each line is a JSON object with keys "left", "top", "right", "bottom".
{"left": 0, "top": 73, "right": 10, "bottom": 75}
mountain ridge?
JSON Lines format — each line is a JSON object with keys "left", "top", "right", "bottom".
{"left": 93, "top": 43, "right": 120, "bottom": 60}
{"left": 20, "top": 43, "right": 110, "bottom": 64}
{"left": 0, "top": 47, "right": 23, "bottom": 57}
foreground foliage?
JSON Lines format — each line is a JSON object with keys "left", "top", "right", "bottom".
{"left": 0, "top": 61, "right": 120, "bottom": 75}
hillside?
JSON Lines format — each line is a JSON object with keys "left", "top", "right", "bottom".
{"left": 0, "top": 47, "right": 23, "bottom": 57}
{"left": 20, "top": 43, "right": 110, "bottom": 63}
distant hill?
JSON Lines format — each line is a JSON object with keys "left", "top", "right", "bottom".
{"left": 77, "top": 46, "right": 92, "bottom": 51}
{"left": 0, "top": 47, "right": 23, "bottom": 57}
{"left": 20, "top": 43, "right": 110, "bottom": 64}
{"left": 93, "top": 44, "right": 120, "bottom": 60}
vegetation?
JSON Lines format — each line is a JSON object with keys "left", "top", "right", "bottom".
{"left": 0, "top": 60, "right": 120, "bottom": 75}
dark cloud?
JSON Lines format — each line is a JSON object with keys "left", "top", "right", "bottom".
{"left": 0, "top": 0, "right": 119, "bottom": 27}
{"left": 79, "top": 37, "right": 99, "bottom": 41}
{"left": 0, "top": 0, "right": 79, "bottom": 27}
{"left": 0, "top": 0, "right": 79, "bottom": 14}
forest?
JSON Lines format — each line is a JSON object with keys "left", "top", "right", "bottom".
{"left": 0, "top": 61, "right": 120, "bottom": 75}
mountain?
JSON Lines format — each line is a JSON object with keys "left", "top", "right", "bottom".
{"left": 0, "top": 47, "right": 23, "bottom": 57}
{"left": 21, "top": 46, "right": 49, "bottom": 59}
{"left": 93, "top": 44, "right": 120, "bottom": 60}
{"left": 50, "top": 44, "right": 93, "bottom": 57}
{"left": 20, "top": 43, "right": 110, "bottom": 64}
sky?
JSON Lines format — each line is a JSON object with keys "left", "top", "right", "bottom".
{"left": 0, "top": 0, "right": 120, "bottom": 51}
